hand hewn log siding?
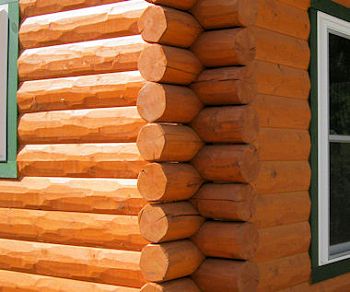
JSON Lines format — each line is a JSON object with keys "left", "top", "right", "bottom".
{"left": 0, "top": 208, "right": 147, "bottom": 250}
{"left": 18, "top": 35, "right": 148, "bottom": 81}
{"left": 20, "top": 0, "right": 150, "bottom": 49}
{"left": 0, "top": 238, "right": 145, "bottom": 287}
{"left": 0, "top": 177, "right": 145, "bottom": 215}
{"left": 17, "top": 71, "right": 144, "bottom": 113}
{"left": 18, "top": 107, "right": 146, "bottom": 144}
{"left": 18, "top": 143, "right": 146, "bottom": 178}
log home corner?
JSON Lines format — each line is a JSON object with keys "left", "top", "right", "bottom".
{"left": 0, "top": 0, "right": 348, "bottom": 290}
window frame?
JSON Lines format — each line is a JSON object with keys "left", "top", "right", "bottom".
{"left": 0, "top": 0, "right": 18, "bottom": 178}
{"left": 310, "top": 0, "right": 350, "bottom": 282}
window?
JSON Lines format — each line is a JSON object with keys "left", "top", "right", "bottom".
{"left": 0, "top": 0, "right": 18, "bottom": 178}
{"left": 310, "top": 0, "right": 350, "bottom": 282}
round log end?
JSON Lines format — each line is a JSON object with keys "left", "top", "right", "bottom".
{"left": 140, "top": 244, "right": 169, "bottom": 282}
{"left": 138, "top": 204, "right": 169, "bottom": 243}
{"left": 141, "top": 279, "right": 200, "bottom": 292}
{"left": 137, "top": 163, "right": 168, "bottom": 202}
{"left": 138, "top": 45, "right": 167, "bottom": 82}
{"left": 139, "top": 6, "right": 167, "bottom": 44}
{"left": 239, "top": 0, "right": 259, "bottom": 27}
{"left": 137, "top": 123, "right": 166, "bottom": 161}
{"left": 137, "top": 83, "right": 167, "bottom": 123}
{"left": 235, "top": 29, "right": 256, "bottom": 65}
{"left": 241, "top": 145, "right": 260, "bottom": 183}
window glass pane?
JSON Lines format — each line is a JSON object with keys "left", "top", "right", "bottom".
{"left": 329, "top": 33, "right": 350, "bottom": 136}
{"left": 330, "top": 142, "right": 350, "bottom": 247}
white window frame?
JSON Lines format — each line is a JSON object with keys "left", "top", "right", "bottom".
{"left": 318, "top": 11, "right": 350, "bottom": 266}
{"left": 0, "top": 3, "right": 8, "bottom": 161}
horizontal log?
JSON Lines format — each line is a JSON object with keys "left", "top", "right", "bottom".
{"left": 19, "top": 107, "right": 146, "bottom": 144}
{"left": 256, "top": 0, "right": 310, "bottom": 40}
{"left": 279, "top": 0, "right": 310, "bottom": 10}
{"left": 137, "top": 163, "right": 203, "bottom": 202}
{"left": 258, "top": 253, "right": 311, "bottom": 291}
{"left": 256, "top": 128, "right": 310, "bottom": 161}
{"left": 0, "top": 238, "right": 145, "bottom": 287}
{"left": 255, "top": 27, "right": 310, "bottom": 70}
{"left": 255, "top": 61, "right": 310, "bottom": 100}
{"left": 18, "top": 35, "right": 147, "bottom": 81}
{"left": 192, "top": 145, "right": 259, "bottom": 183}
{"left": 137, "top": 83, "right": 203, "bottom": 123}
{"left": 141, "top": 278, "right": 200, "bottom": 292}
{"left": 191, "top": 65, "right": 256, "bottom": 105}
{"left": 252, "top": 191, "right": 311, "bottom": 228}
{"left": 191, "top": 183, "right": 255, "bottom": 221}
{"left": 139, "top": 5, "right": 201, "bottom": 48}
{"left": 191, "top": 0, "right": 258, "bottom": 29}
{"left": 0, "top": 269, "right": 139, "bottom": 292}
{"left": 0, "top": 177, "right": 145, "bottom": 215}
{"left": 20, "top": 0, "right": 127, "bottom": 18}
{"left": 17, "top": 71, "right": 144, "bottom": 113}
{"left": 253, "top": 222, "right": 310, "bottom": 262}
{"left": 139, "top": 202, "right": 204, "bottom": 243}
{"left": 253, "top": 161, "right": 311, "bottom": 194}
{"left": 20, "top": 0, "right": 149, "bottom": 49}
{"left": 18, "top": 143, "right": 146, "bottom": 178}
{"left": 191, "top": 28, "right": 255, "bottom": 67}
{"left": 140, "top": 241, "right": 204, "bottom": 282}
{"left": 252, "top": 94, "right": 311, "bottom": 129}
{"left": 137, "top": 123, "right": 203, "bottom": 162}
{"left": 192, "top": 222, "right": 258, "bottom": 260}
{"left": 145, "top": 0, "right": 197, "bottom": 10}
{"left": 0, "top": 208, "right": 147, "bottom": 251}
{"left": 192, "top": 259, "right": 259, "bottom": 292}
{"left": 191, "top": 106, "right": 259, "bottom": 143}
{"left": 138, "top": 44, "right": 202, "bottom": 84}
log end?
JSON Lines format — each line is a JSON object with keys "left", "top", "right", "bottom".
{"left": 139, "top": 6, "right": 167, "bottom": 44}
{"left": 138, "top": 204, "right": 169, "bottom": 243}
{"left": 141, "top": 279, "right": 200, "bottom": 292}
{"left": 137, "top": 163, "right": 168, "bottom": 202}
{"left": 137, "top": 123, "right": 166, "bottom": 161}
{"left": 235, "top": 29, "right": 256, "bottom": 65}
{"left": 140, "top": 244, "right": 169, "bottom": 282}
{"left": 239, "top": 0, "right": 259, "bottom": 27}
{"left": 138, "top": 45, "right": 167, "bottom": 82}
{"left": 137, "top": 82, "right": 167, "bottom": 123}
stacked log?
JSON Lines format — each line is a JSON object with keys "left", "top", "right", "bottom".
{"left": 136, "top": 2, "right": 204, "bottom": 290}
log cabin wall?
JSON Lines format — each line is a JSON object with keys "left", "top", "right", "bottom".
{"left": 0, "top": 0, "right": 151, "bottom": 290}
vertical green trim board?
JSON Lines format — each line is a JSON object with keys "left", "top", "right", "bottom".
{"left": 0, "top": 0, "right": 18, "bottom": 178}
{"left": 310, "top": 0, "right": 350, "bottom": 283}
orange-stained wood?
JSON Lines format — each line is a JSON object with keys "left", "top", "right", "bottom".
{"left": 138, "top": 202, "right": 204, "bottom": 243}
{"left": 139, "top": 5, "right": 202, "bottom": 48}
{"left": 18, "top": 143, "right": 146, "bottom": 178}
{"left": 253, "top": 222, "right": 310, "bottom": 262}
{"left": 137, "top": 82, "right": 203, "bottom": 123}
{"left": 192, "top": 222, "right": 259, "bottom": 260}
{"left": 192, "top": 259, "right": 259, "bottom": 292}
{"left": 258, "top": 253, "right": 311, "bottom": 291}
{"left": 140, "top": 241, "right": 204, "bottom": 282}
{"left": 137, "top": 163, "right": 203, "bottom": 202}
{"left": 18, "top": 107, "right": 146, "bottom": 144}
{"left": 192, "top": 145, "right": 260, "bottom": 183}
{"left": 138, "top": 44, "right": 202, "bottom": 85}
{"left": 191, "top": 183, "right": 255, "bottom": 221}
{"left": 0, "top": 238, "right": 145, "bottom": 287}
{"left": 141, "top": 278, "right": 200, "bottom": 292}
{"left": 0, "top": 177, "right": 145, "bottom": 215}
{"left": 145, "top": 0, "right": 197, "bottom": 10}
{"left": 191, "top": 28, "right": 256, "bottom": 67}
{"left": 17, "top": 71, "right": 144, "bottom": 113}
{"left": 191, "top": 106, "right": 259, "bottom": 144}
{"left": 18, "top": 35, "right": 147, "bottom": 81}
{"left": 0, "top": 269, "right": 139, "bottom": 292}
{"left": 20, "top": 0, "right": 150, "bottom": 49}
{"left": 191, "top": 0, "right": 258, "bottom": 29}
{"left": 137, "top": 123, "right": 203, "bottom": 162}
{"left": 0, "top": 208, "right": 147, "bottom": 250}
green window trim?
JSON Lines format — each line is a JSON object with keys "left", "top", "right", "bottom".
{"left": 0, "top": 0, "right": 18, "bottom": 178}
{"left": 310, "top": 0, "right": 350, "bottom": 283}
